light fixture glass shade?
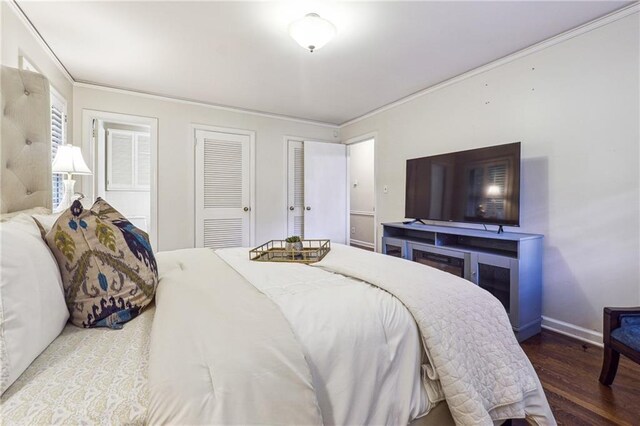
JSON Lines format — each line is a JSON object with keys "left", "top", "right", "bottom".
{"left": 289, "top": 13, "right": 336, "bottom": 52}
{"left": 52, "top": 145, "right": 92, "bottom": 175}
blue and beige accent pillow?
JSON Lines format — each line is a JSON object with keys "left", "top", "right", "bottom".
{"left": 43, "top": 198, "right": 157, "bottom": 329}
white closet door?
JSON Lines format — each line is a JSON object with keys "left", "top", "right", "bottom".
{"left": 303, "top": 141, "right": 347, "bottom": 244}
{"left": 195, "top": 129, "right": 252, "bottom": 249}
{"left": 287, "top": 140, "right": 305, "bottom": 238}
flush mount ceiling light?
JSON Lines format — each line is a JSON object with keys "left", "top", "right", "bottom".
{"left": 289, "top": 13, "right": 336, "bottom": 53}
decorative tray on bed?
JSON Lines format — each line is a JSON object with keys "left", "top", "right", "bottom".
{"left": 249, "top": 239, "right": 331, "bottom": 264}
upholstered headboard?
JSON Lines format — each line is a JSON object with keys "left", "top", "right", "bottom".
{"left": 0, "top": 66, "right": 52, "bottom": 214}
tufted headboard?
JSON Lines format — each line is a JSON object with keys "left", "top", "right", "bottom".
{"left": 0, "top": 66, "right": 52, "bottom": 214}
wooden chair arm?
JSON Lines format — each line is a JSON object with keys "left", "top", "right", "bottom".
{"left": 603, "top": 307, "right": 640, "bottom": 345}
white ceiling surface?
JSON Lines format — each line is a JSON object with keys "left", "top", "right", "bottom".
{"left": 19, "top": 1, "right": 631, "bottom": 125}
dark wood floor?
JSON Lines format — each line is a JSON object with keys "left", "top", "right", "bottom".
{"left": 516, "top": 330, "right": 640, "bottom": 426}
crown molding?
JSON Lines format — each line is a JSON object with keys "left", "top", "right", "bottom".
{"left": 339, "top": 2, "right": 640, "bottom": 128}
{"left": 8, "top": 0, "right": 338, "bottom": 128}
{"left": 8, "top": 0, "right": 637, "bottom": 129}
{"left": 73, "top": 81, "right": 340, "bottom": 129}
{"left": 7, "top": 0, "right": 74, "bottom": 83}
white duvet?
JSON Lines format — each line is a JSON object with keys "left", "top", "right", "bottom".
{"left": 217, "top": 248, "right": 429, "bottom": 425}
{"left": 149, "top": 245, "right": 554, "bottom": 426}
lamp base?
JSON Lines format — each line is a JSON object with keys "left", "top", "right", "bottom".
{"left": 54, "top": 178, "right": 76, "bottom": 213}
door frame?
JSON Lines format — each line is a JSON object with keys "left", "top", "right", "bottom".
{"left": 81, "top": 109, "right": 159, "bottom": 251}
{"left": 192, "top": 123, "right": 256, "bottom": 248}
{"left": 344, "top": 132, "right": 378, "bottom": 251}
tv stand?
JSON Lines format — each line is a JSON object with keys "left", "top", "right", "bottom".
{"left": 381, "top": 222, "right": 543, "bottom": 342}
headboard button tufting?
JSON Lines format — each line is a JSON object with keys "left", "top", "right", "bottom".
{"left": 24, "top": 90, "right": 30, "bottom": 96}
{"left": 26, "top": 139, "right": 32, "bottom": 145}
{"left": 26, "top": 190, "right": 33, "bottom": 195}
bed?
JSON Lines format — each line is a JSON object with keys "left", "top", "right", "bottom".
{"left": 0, "top": 66, "right": 555, "bottom": 425}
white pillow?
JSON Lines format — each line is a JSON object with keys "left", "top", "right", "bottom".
{"left": 0, "top": 216, "right": 69, "bottom": 394}
{"left": 4, "top": 212, "right": 62, "bottom": 237}
{"left": 0, "top": 207, "right": 51, "bottom": 222}
{"left": 31, "top": 212, "right": 62, "bottom": 234}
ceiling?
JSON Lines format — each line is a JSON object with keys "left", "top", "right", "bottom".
{"left": 18, "top": 1, "right": 632, "bottom": 125}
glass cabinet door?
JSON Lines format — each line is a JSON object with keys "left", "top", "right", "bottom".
{"left": 478, "top": 263, "right": 511, "bottom": 312}
{"left": 384, "top": 243, "right": 402, "bottom": 257}
{"left": 471, "top": 253, "right": 517, "bottom": 316}
{"left": 382, "top": 237, "right": 404, "bottom": 258}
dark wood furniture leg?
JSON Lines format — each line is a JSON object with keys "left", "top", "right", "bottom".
{"left": 599, "top": 306, "right": 640, "bottom": 386}
{"left": 599, "top": 347, "right": 620, "bottom": 385}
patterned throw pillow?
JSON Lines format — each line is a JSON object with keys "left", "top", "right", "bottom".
{"left": 43, "top": 198, "right": 157, "bottom": 329}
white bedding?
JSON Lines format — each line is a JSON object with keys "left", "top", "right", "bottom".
{"left": 0, "top": 306, "right": 154, "bottom": 425}
{"left": 311, "top": 244, "right": 554, "bottom": 425}
{"left": 2, "top": 243, "right": 553, "bottom": 425}
{"left": 148, "top": 249, "right": 323, "bottom": 425}
{"left": 217, "top": 247, "right": 429, "bottom": 425}
{"left": 218, "top": 245, "right": 555, "bottom": 426}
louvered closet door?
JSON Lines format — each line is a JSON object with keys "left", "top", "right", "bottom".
{"left": 195, "top": 129, "right": 252, "bottom": 249}
{"left": 287, "top": 140, "right": 305, "bottom": 238}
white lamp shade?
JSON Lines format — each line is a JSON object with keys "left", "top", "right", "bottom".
{"left": 52, "top": 145, "right": 92, "bottom": 175}
{"left": 289, "top": 13, "right": 336, "bottom": 52}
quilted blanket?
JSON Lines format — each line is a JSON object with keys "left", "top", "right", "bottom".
{"left": 312, "top": 244, "right": 554, "bottom": 425}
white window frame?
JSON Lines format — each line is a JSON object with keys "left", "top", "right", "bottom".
{"left": 106, "top": 129, "right": 151, "bottom": 191}
{"left": 50, "top": 87, "right": 68, "bottom": 209}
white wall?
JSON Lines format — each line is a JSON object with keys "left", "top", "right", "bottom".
{"left": 341, "top": 13, "right": 640, "bottom": 337}
{"left": 1, "top": 2, "right": 73, "bottom": 138}
{"left": 349, "top": 139, "right": 375, "bottom": 246}
{"left": 73, "top": 86, "right": 339, "bottom": 251}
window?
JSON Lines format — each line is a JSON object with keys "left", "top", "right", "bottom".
{"left": 107, "top": 129, "right": 151, "bottom": 191}
{"left": 50, "top": 88, "right": 67, "bottom": 209}
{"left": 20, "top": 55, "right": 68, "bottom": 209}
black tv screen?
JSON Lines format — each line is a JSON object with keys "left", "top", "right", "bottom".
{"left": 405, "top": 142, "right": 521, "bottom": 226}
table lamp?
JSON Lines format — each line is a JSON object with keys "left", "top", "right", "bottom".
{"left": 52, "top": 144, "right": 92, "bottom": 212}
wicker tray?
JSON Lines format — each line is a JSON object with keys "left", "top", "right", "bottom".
{"left": 249, "top": 239, "right": 331, "bottom": 264}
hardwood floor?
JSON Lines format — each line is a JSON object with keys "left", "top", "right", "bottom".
{"left": 517, "top": 330, "right": 640, "bottom": 425}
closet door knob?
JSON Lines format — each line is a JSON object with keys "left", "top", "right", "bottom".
{"left": 244, "top": 207, "right": 250, "bottom": 212}
{"left": 289, "top": 206, "right": 294, "bottom": 211}
{"left": 306, "top": 206, "right": 311, "bottom": 211}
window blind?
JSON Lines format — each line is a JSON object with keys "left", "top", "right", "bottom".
{"left": 51, "top": 96, "right": 66, "bottom": 209}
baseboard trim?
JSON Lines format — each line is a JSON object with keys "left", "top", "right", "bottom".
{"left": 541, "top": 316, "right": 603, "bottom": 347}
{"left": 350, "top": 239, "right": 375, "bottom": 249}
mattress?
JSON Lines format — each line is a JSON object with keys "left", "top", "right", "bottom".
{"left": 0, "top": 306, "right": 154, "bottom": 425}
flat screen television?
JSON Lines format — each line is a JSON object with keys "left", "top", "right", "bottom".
{"left": 405, "top": 142, "right": 521, "bottom": 226}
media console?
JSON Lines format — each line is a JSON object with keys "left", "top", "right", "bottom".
{"left": 382, "top": 222, "right": 543, "bottom": 342}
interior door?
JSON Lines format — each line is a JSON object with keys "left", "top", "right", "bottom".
{"left": 195, "top": 129, "right": 252, "bottom": 249}
{"left": 303, "top": 141, "right": 347, "bottom": 243}
{"left": 287, "top": 140, "right": 305, "bottom": 237}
